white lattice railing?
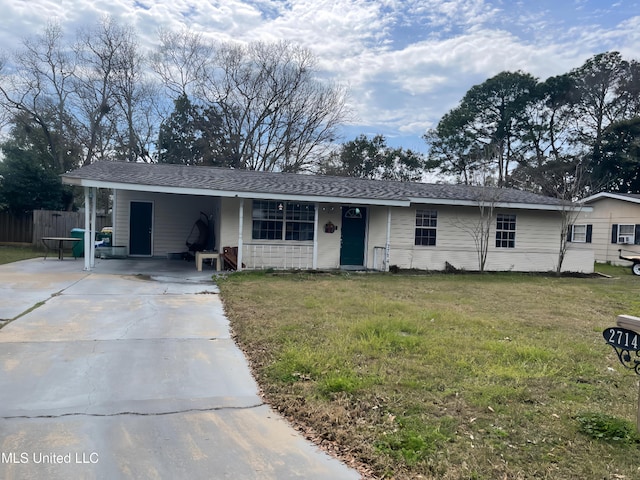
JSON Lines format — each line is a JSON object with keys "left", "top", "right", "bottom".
{"left": 242, "top": 243, "right": 314, "bottom": 270}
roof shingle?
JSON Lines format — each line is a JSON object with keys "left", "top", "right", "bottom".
{"left": 62, "top": 161, "right": 567, "bottom": 207}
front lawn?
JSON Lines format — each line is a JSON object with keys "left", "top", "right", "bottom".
{"left": 219, "top": 266, "right": 640, "bottom": 479}
{"left": 0, "top": 244, "right": 43, "bottom": 265}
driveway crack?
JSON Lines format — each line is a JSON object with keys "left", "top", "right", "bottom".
{"left": 0, "top": 274, "right": 90, "bottom": 328}
{"left": 0, "top": 402, "right": 266, "bottom": 420}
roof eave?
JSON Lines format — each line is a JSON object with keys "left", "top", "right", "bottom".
{"left": 409, "top": 197, "right": 592, "bottom": 212}
{"left": 61, "top": 176, "right": 409, "bottom": 207}
{"left": 582, "top": 192, "right": 640, "bottom": 205}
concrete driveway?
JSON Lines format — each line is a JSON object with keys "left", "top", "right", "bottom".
{"left": 0, "top": 258, "right": 360, "bottom": 480}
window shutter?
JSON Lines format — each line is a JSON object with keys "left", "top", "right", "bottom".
{"left": 586, "top": 225, "right": 593, "bottom": 243}
{"left": 611, "top": 224, "right": 619, "bottom": 244}
{"left": 635, "top": 225, "right": 640, "bottom": 245}
{"left": 567, "top": 225, "right": 573, "bottom": 242}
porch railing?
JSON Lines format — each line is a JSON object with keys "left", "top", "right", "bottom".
{"left": 242, "top": 243, "right": 314, "bottom": 270}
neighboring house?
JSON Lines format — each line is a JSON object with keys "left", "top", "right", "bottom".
{"left": 573, "top": 192, "right": 640, "bottom": 266}
{"left": 61, "top": 162, "right": 594, "bottom": 273}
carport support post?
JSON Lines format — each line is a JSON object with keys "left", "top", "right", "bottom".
{"left": 90, "top": 187, "right": 96, "bottom": 268}
{"left": 312, "top": 203, "right": 319, "bottom": 269}
{"left": 84, "top": 187, "right": 91, "bottom": 271}
{"left": 237, "top": 198, "right": 244, "bottom": 272}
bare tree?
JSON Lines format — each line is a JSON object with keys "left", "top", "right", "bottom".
{"left": 0, "top": 23, "right": 78, "bottom": 172}
{"left": 153, "top": 33, "right": 349, "bottom": 172}
{"left": 0, "top": 17, "right": 154, "bottom": 169}
{"left": 110, "top": 28, "right": 160, "bottom": 162}
{"left": 547, "top": 162, "right": 591, "bottom": 274}
{"left": 150, "top": 28, "right": 214, "bottom": 98}
{"left": 209, "top": 40, "right": 348, "bottom": 172}
{"left": 450, "top": 182, "right": 503, "bottom": 272}
{"left": 72, "top": 17, "right": 138, "bottom": 165}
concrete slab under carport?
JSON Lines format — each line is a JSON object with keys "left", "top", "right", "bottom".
{"left": 0, "top": 256, "right": 220, "bottom": 321}
{"left": 62, "top": 272, "right": 220, "bottom": 296}
{"left": 1, "top": 293, "right": 228, "bottom": 342}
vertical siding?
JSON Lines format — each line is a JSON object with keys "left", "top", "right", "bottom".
{"left": 575, "top": 198, "right": 640, "bottom": 265}
{"left": 316, "top": 204, "right": 342, "bottom": 269}
{"left": 115, "top": 190, "right": 219, "bottom": 257}
{"left": 366, "top": 206, "right": 389, "bottom": 269}
{"left": 219, "top": 197, "right": 241, "bottom": 249}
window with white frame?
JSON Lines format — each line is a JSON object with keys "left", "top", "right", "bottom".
{"left": 572, "top": 224, "right": 587, "bottom": 242}
{"left": 252, "top": 200, "right": 315, "bottom": 241}
{"left": 569, "top": 224, "right": 592, "bottom": 243}
{"left": 285, "top": 202, "right": 315, "bottom": 240}
{"left": 415, "top": 209, "right": 437, "bottom": 246}
{"left": 618, "top": 224, "right": 635, "bottom": 244}
{"left": 495, "top": 214, "right": 516, "bottom": 248}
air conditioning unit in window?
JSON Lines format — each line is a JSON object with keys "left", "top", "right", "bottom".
{"left": 618, "top": 235, "right": 633, "bottom": 244}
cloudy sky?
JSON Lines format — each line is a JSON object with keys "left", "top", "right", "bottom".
{"left": 1, "top": 0, "right": 639, "bottom": 153}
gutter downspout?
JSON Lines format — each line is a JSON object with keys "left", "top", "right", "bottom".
{"left": 385, "top": 207, "right": 391, "bottom": 272}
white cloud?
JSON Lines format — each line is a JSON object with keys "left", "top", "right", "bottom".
{"left": 1, "top": 0, "right": 639, "bottom": 153}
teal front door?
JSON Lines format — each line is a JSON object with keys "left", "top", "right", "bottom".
{"left": 130, "top": 201, "right": 153, "bottom": 256}
{"left": 340, "top": 206, "right": 367, "bottom": 266}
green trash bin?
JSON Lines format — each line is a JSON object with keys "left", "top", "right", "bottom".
{"left": 70, "top": 228, "right": 85, "bottom": 258}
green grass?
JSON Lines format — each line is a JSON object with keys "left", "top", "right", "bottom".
{"left": 0, "top": 244, "right": 43, "bottom": 265}
{"left": 219, "top": 267, "right": 640, "bottom": 479}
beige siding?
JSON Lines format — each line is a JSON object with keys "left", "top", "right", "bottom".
{"left": 113, "top": 190, "right": 593, "bottom": 272}
{"left": 219, "top": 197, "right": 241, "bottom": 250}
{"left": 221, "top": 198, "right": 320, "bottom": 269}
{"left": 219, "top": 201, "right": 593, "bottom": 273}
{"left": 366, "top": 206, "right": 389, "bottom": 269}
{"left": 114, "top": 190, "right": 219, "bottom": 257}
{"left": 317, "top": 204, "right": 342, "bottom": 269}
{"left": 386, "top": 206, "right": 592, "bottom": 273}
{"left": 575, "top": 198, "right": 640, "bottom": 265}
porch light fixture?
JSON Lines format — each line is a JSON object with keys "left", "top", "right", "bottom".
{"left": 278, "top": 203, "right": 284, "bottom": 211}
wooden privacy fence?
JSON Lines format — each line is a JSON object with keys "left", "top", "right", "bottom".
{"left": 0, "top": 212, "right": 33, "bottom": 243}
{"left": 0, "top": 210, "right": 109, "bottom": 246}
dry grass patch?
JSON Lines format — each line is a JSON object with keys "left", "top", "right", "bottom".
{"left": 219, "top": 267, "right": 640, "bottom": 479}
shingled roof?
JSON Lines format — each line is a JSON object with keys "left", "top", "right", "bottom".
{"left": 582, "top": 192, "right": 640, "bottom": 204}
{"left": 62, "top": 161, "right": 570, "bottom": 210}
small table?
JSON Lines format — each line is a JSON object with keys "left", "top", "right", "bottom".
{"left": 195, "top": 251, "right": 222, "bottom": 272}
{"left": 42, "top": 237, "right": 81, "bottom": 260}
